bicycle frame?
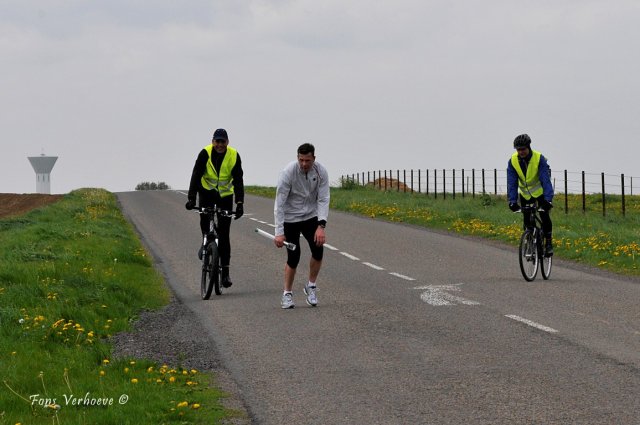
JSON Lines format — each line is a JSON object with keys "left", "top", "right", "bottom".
{"left": 193, "top": 206, "right": 235, "bottom": 299}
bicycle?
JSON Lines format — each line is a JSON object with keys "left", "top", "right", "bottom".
{"left": 517, "top": 204, "right": 552, "bottom": 282}
{"left": 194, "top": 206, "right": 235, "bottom": 299}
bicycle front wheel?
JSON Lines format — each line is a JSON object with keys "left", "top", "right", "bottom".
{"left": 211, "top": 243, "right": 223, "bottom": 296}
{"left": 540, "top": 242, "right": 552, "bottom": 280}
{"left": 201, "top": 246, "right": 214, "bottom": 300}
{"left": 519, "top": 230, "right": 539, "bottom": 281}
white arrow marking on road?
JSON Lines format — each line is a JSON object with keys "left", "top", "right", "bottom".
{"left": 413, "top": 284, "right": 480, "bottom": 306}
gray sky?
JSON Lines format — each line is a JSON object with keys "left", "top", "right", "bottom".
{"left": 2, "top": 1, "right": 639, "bottom": 194}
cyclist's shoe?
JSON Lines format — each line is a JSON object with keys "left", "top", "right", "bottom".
{"left": 221, "top": 267, "right": 233, "bottom": 288}
{"left": 303, "top": 284, "right": 318, "bottom": 307}
{"left": 281, "top": 293, "right": 295, "bottom": 309}
{"left": 545, "top": 238, "right": 554, "bottom": 257}
{"left": 197, "top": 245, "right": 206, "bottom": 261}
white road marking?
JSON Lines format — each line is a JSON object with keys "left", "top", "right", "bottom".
{"left": 362, "top": 262, "right": 385, "bottom": 270}
{"left": 413, "top": 284, "right": 480, "bottom": 306}
{"left": 340, "top": 252, "right": 360, "bottom": 261}
{"left": 505, "top": 315, "right": 558, "bottom": 334}
{"left": 250, "top": 216, "right": 415, "bottom": 282}
{"left": 389, "top": 272, "right": 416, "bottom": 281}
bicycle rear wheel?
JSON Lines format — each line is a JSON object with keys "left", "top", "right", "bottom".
{"left": 540, "top": 241, "right": 552, "bottom": 280}
{"left": 519, "top": 230, "right": 539, "bottom": 281}
{"left": 211, "top": 243, "right": 223, "bottom": 296}
{"left": 201, "top": 245, "right": 215, "bottom": 300}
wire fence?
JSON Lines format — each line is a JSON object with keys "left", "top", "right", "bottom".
{"left": 340, "top": 168, "right": 640, "bottom": 217}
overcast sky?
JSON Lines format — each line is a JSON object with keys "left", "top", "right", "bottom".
{"left": 2, "top": 1, "right": 639, "bottom": 194}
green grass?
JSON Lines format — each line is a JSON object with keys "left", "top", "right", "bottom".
{"left": 246, "top": 185, "right": 640, "bottom": 275}
{"left": 0, "top": 189, "right": 240, "bottom": 424}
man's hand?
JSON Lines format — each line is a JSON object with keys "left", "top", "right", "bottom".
{"left": 509, "top": 203, "right": 521, "bottom": 212}
{"left": 274, "top": 234, "right": 285, "bottom": 248}
{"left": 234, "top": 203, "right": 244, "bottom": 220}
{"left": 314, "top": 226, "right": 326, "bottom": 247}
{"left": 539, "top": 199, "right": 553, "bottom": 212}
{"left": 185, "top": 199, "right": 196, "bottom": 210}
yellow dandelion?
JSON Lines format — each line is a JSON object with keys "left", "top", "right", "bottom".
{"left": 102, "top": 359, "right": 110, "bottom": 365}
{"left": 131, "top": 378, "right": 138, "bottom": 384}
{"left": 169, "top": 376, "right": 176, "bottom": 383}
{"left": 99, "top": 370, "right": 106, "bottom": 377}
{"left": 191, "top": 403, "right": 201, "bottom": 409}
{"left": 176, "top": 401, "right": 189, "bottom": 408}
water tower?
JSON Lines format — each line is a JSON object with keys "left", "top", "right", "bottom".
{"left": 28, "top": 154, "right": 58, "bottom": 194}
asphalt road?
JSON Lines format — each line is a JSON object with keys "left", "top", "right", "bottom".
{"left": 117, "top": 190, "right": 640, "bottom": 425}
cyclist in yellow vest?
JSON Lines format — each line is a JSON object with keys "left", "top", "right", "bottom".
{"left": 507, "top": 134, "right": 554, "bottom": 256}
{"left": 186, "top": 128, "right": 245, "bottom": 287}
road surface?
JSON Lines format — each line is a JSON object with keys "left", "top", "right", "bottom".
{"left": 117, "top": 190, "right": 640, "bottom": 425}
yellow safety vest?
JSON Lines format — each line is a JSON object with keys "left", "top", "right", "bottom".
{"left": 511, "top": 150, "right": 543, "bottom": 200}
{"left": 201, "top": 145, "right": 237, "bottom": 197}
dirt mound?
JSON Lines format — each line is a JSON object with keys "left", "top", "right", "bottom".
{"left": 367, "top": 178, "right": 412, "bottom": 192}
{"left": 0, "top": 193, "right": 64, "bottom": 219}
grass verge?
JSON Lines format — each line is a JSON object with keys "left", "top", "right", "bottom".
{"left": 246, "top": 185, "right": 640, "bottom": 276}
{"left": 0, "top": 189, "right": 235, "bottom": 424}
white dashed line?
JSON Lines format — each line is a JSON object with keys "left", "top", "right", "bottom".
{"left": 362, "top": 262, "right": 385, "bottom": 270}
{"left": 389, "top": 272, "right": 415, "bottom": 281}
{"left": 505, "top": 315, "right": 558, "bottom": 334}
{"left": 340, "top": 252, "right": 360, "bottom": 261}
{"left": 251, "top": 217, "right": 413, "bottom": 281}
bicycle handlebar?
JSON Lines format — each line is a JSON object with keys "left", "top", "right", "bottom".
{"left": 191, "top": 207, "right": 236, "bottom": 218}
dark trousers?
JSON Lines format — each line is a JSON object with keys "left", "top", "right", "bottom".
{"left": 199, "top": 189, "right": 234, "bottom": 266}
{"left": 520, "top": 195, "right": 552, "bottom": 238}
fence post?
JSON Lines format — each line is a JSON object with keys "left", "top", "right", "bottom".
{"left": 472, "top": 169, "right": 476, "bottom": 198}
{"left": 453, "top": 169, "right": 456, "bottom": 199}
{"left": 601, "top": 172, "right": 606, "bottom": 217}
{"left": 443, "top": 169, "right": 446, "bottom": 200}
{"left": 410, "top": 170, "right": 413, "bottom": 193}
{"left": 418, "top": 169, "right": 421, "bottom": 193}
{"left": 582, "top": 171, "right": 586, "bottom": 213}
{"left": 384, "top": 170, "right": 387, "bottom": 191}
{"left": 494, "top": 168, "right": 497, "bottom": 195}
{"left": 426, "top": 169, "right": 429, "bottom": 196}
{"left": 482, "top": 169, "right": 486, "bottom": 195}
{"left": 462, "top": 169, "right": 465, "bottom": 198}
{"left": 403, "top": 170, "right": 407, "bottom": 193}
{"left": 564, "top": 170, "right": 568, "bottom": 214}
{"left": 622, "top": 174, "right": 626, "bottom": 217}
{"left": 434, "top": 169, "right": 437, "bottom": 199}
{"left": 396, "top": 170, "right": 400, "bottom": 192}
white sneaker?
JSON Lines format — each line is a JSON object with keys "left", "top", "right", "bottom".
{"left": 304, "top": 284, "right": 318, "bottom": 307}
{"left": 281, "top": 293, "right": 294, "bottom": 309}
